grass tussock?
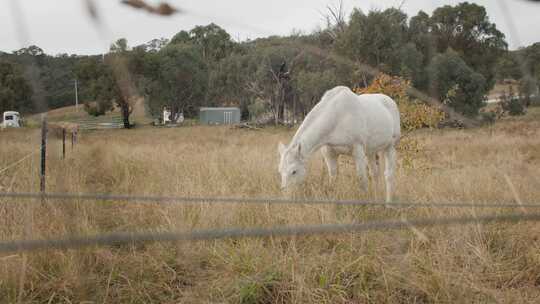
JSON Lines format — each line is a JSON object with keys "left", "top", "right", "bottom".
{"left": 1, "top": 109, "right": 540, "bottom": 303}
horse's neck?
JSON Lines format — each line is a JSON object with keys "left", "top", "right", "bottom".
{"left": 290, "top": 115, "right": 327, "bottom": 160}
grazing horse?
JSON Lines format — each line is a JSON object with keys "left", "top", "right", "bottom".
{"left": 278, "top": 86, "right": 400, "bottom": 203}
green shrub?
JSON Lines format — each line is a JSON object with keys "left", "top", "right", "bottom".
{"left": 500, "top": 85, "right": 526, "bottom": 116}
{"left": 427, "top": 49, "right": 487, "bottom": 117}
{"left": 502, "top": 96, "right": 526, "bottom": 116}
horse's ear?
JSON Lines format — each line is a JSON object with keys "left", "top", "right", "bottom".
{"left": 296, "top": 143, "right": 302, "bottom": 156}
{"left": 278, "top": 142, "right": 286, "bottom": 155}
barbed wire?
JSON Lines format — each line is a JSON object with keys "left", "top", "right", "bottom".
{"left": 1, "top": 213, "right": 539, "bottom": 254}
{"left": 1, "top": 191, "right": 539, "bottom": 209}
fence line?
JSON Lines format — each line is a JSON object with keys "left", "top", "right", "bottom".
{"left": 1, "top": 191, "right": 540, "bottom": 209}
{"left": 1, "top": 213, "right": 539, "bottom": 253}
{"left": 73, "top": 115, "right": 124, "bottom": 130}
{"left": 0, "top": 150, "right": 40, "bottom": 175}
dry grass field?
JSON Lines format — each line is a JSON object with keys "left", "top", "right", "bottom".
{"left": 1, "top": 109, "right": 540, "bottom": 303}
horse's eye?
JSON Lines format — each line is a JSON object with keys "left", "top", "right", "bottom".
{"left": 291, "top": 170, "right": 297, "bottom": 175}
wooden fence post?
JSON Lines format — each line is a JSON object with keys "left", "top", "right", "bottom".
{"left": 40, "top": 115, "right": 47, "bottom": 193}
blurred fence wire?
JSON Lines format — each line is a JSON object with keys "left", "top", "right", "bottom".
{"left": 2, "top": 189, "right": 540, "bottom": 253}
{"left": 1, "top": 191, "right": 540, "bottom": 209}
{"left": 1, "top": 213, "right": 539, "bottom": 253}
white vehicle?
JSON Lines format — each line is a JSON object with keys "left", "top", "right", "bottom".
{"left": 163, "top": 107, "right": 172, "bottom": 123}
{"left": 2, "top": 111, "right": 22, "bottom": 128}
{"left": 176, "top": 112, "right": 184, "bottom": 124}
{"left": 161, "top": 107, "right": 184, "bottom": 125}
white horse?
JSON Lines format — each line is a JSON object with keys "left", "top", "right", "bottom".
{"left": 278, "top": 86, "right": 400, "bottom": 202}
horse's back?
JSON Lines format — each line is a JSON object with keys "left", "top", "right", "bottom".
{"left": 330, "top": 91, "right": 400, "bottom": 149}
{"left": 367, "top": 94, "right": 400, "bottom": 141}
{"left": 309, "top": 87, "right": 400, "bottom": 150}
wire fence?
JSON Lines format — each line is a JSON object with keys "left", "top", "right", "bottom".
{"left": 0, "top": 149, "right": 39, "bottom": 175}
{"left": 1, "top": 191, "right": 540, "bottom": 209}
{"left": 1, "top": 190, "right": 540, "bottom": 254}
{"left": 1, "top": 212, "right": 539, "bottom": 253}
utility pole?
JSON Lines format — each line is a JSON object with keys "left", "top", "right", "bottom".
{"left": 75, "top": 79, "right": 79, "bottom": 112}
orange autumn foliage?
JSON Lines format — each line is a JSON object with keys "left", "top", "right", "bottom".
{"left": 355, "top": 74, "right": 445, "bottom": 132}
{"left": 355, "top": 74, "right": 445, "bottom": 171}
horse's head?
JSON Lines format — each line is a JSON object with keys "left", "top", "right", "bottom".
{"left": 278, "top": 141, "right": 306, "bottom": 190}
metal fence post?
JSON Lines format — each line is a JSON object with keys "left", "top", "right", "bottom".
{"left": 40, "top": 115, "right": 47, "bottom": 193}
{"left": 62, "top": 128, "right": 66, "bottom": 160}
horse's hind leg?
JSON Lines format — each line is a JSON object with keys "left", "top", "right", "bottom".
{"left": 353, "top": 145, "right": 369, "bottom": 193}
{"left": 368, "top": 153, "right": 380, "bottom": 197}
{"left": 321, "top": 145, "right": 338, "bottom": 182}
{"left": 383, "top": 146, "right": 397, "bottom": 203}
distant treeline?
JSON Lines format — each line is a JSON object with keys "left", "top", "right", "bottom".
{"left": 1, "top": 2, "right": 539, "bottom": 123}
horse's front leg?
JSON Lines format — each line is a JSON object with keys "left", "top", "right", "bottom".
{"left": 321, "top": 145, "right": 338, "bottom": 183}
{"left": 353, "top": 145, "right": 369, "bottom": 193}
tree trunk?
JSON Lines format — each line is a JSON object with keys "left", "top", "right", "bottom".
{"left": 278, "top": 102, "right": 285, "bottom": 122}
{"left": 277, "top": 83, "right": 287, "bottom": 123}
{"left": 170, "top": 105, "right": 179, "bottom": 123}
{"left": 292, "top": 95, "right": 296, "bottom": 124}
{"left": 121, "top": 103, "right": 131, "bottom": 129}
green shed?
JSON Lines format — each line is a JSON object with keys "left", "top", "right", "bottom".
{"left": 199, "top": 107, "right": 241, "bottom": 125}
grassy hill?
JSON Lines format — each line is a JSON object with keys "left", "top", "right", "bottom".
{"left": 26, "top": 97, "right": 152, "bottom": 126}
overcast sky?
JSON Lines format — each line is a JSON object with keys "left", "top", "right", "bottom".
{"left": 1, "top": 0, "right": 539, "bottom": 55}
